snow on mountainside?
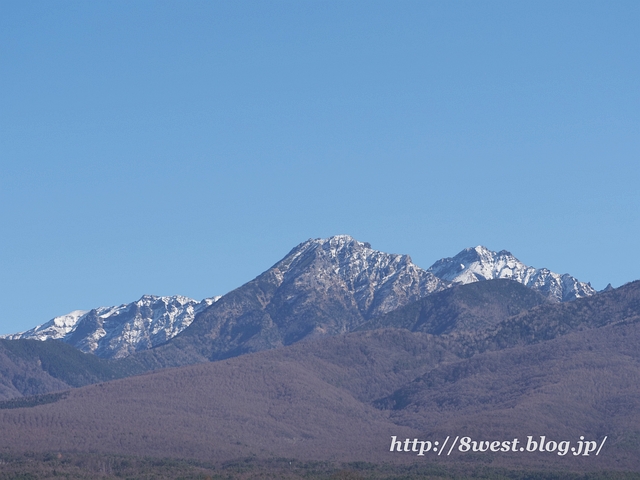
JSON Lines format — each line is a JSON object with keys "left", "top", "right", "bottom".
{"left": 427, "top": 246, "right": 596, "bottom": 302}
{"left": 2, "top": 295, "right": 220, "bottom": 359}
{"left": 273, "top": 235, "right": 449, "bottom": 319}
{"left": 2, "top": 309, "right": 90, "bottom": 341}
{"left": 172, "top": 235, "right": 453, "bottom": 361}
{"left": 2, "top": 238, "right": 598, "bottom": 360}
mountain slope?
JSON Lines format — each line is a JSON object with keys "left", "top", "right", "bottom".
{"left": 470, "top": 280, "right": 640, "bottom": 353}
{"left": 427, "top": 246, "right": 596, "bottom": 301}
{"left": 0, "top": 339, "right": 137, "bottom": 401}
{"left": 1, "top": 311, "right": 639, "bottom": 470}
{"left": 132, "top": 235, "right": 450, "bottom": 366}
{"left": 359, "top": 278, "right": 550, "bottom": 335}
{"left": 0, "top": 279, "right": 639, "bottom": 470}
{"left": 3, "top": 295, "right": 219, "bottom": 359}
{"left": 373, "top": 319, "right": 640, "bottom": 470}
{"left": 0, "top": 331, "right": 441, "bottom": 462}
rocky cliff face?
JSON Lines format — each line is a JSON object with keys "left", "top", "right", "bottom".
{"left": 272, "top": 235, "right": 448, "bottom": 320}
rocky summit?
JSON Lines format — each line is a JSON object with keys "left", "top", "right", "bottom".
{"left": 427, "top": 245, "right": 596, "bottom": 302}
{"left": 2, "top": 295, "right": 219, "bottom": 359}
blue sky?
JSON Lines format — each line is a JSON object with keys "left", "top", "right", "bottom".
{"left": 1, "top": 1, "right": 638, "bottom": 334}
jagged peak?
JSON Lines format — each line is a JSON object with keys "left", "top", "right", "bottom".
{"left": 427, "top": 245, "right": 596, "bottom": 302}
{"left": 463, "top": 246, "right": 515, "bottom": 259}
{"left": 4, "top": 293, "right": 220, "bottom": 358}
{"left": 601, "top": 283, "right": 614, "bottom": 292}
{"left": 434, "top": 246, "right": 520, "bottom": 266}
{"left": 268, "top": 235, "right": 447, "bottom": 319}
{"left": 278, "top": 236, "right": 412, "bottom": 275}
{"left": 135, "top": 294, "right": 197, "bottom": 305}
{"left": 298, "top": 235, "right": 372, "bottom": 252}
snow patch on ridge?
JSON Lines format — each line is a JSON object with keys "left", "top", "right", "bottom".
{"left": 427, "top": 246, "right": 596, "bottom": 302}
{"left": 2, "top": 295, "right": 221, "bottom": 359}
{"left": 273, "top": 235, "right": 449, "bottom": 318}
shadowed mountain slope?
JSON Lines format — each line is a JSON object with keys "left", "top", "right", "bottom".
{"left": 373, "top": 319, "right": 640, "bottom": 470}
{"left": 1, "top": 278, "right": 637, "bottom": 406}
{"left": 126, "top": 235, "right": 449, "bottom": 368}
{"left": 0, "top": 330, "right": 451, "bottom": 463}
{"left": 1, "top": 317, "right": 639, "bottom": 470}
{"left": 0, "top": 339, "right": 137, "bottom": 401}
{"left": 471, "top": 280, "right": 640, "bottom": 352}
{"left": 359, "top": 279, "right": 640, "bottom": 357}
{"left": 359, "top": 279, "right": 550, "bottom": 335}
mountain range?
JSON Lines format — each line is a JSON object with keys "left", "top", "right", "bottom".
{"left": 3, "top": 236, "right": 595, "bottom": 360}
{"left": 0, "top": 280, "right": 638, "bottom": 472}
{"left": 2, "top": 295, "right": 219, "bottom": 359}
{"left": 0, "top": 235, "right": 636, "bottom": 475}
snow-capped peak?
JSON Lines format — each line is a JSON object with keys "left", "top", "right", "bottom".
{"left": 427, "top": 246, "right": 596, "bottom": 302}
{"left": 272, "top": 235, "right": 449, "bottom": 318}
{"left": 2, "top": 294, "right": 220, "bottom": 359}
{"left": 2, "top": 310, "right": 90, "bottom": 342}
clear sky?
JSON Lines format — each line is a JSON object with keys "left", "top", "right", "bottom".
{"left": 1, "top": 1, "right": 638, "bottom": 334}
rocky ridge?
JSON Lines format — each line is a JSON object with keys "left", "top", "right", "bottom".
{"left": 3, "top": 237, "right": 597, "bottom": 359}
{"left": 161, "top": 235, "right": 451, "bottom": 362}
{"left": 427, "top": 246, "right": 596, "bottom": 301}
{"left": 2, "top": 295, "right": 219, "bottom": 359}
{"left": 273, "top": 235, "right": 449, "bottom": 319}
